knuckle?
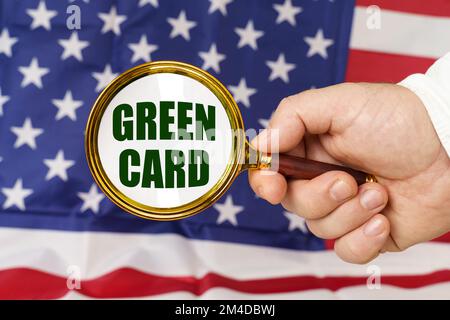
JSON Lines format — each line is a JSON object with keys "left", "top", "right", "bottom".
{"left": 305, "top": 194, "right": 333, "bottom": 219}
{"left": 278, "top": 91, "right": 309, "bottom": 112}
{"left": 304, "top": 210, "right": 327, "bottom": 220}
{"left": 339, "top": 82, "right": 368, "bottom": 94}
{"left": 286, "top": 186, "right": 327, "bottom": 219}
{"left": 301, "top": 200, "right": 329, "bottom": 219}
{"left": 338, "top": 82, "right": 358, "bottom": 91}
{"left": 340, "top": 240, "right": 373, "bottom": 264}
{"left": 266, "top": 196, "right": 281, "bottom": 205}
{"left": 280, "top": 197, "right": 313, "bottom": 219}
{"left": 280, "top": 198, "right": 294, "bottom": 213}
{"left": 277, "top": 96, "right": 295, "bottom": 112}
{"left": 306, "top": 220, "right": 335, "bottom": 240}
{"left": 294, "top": 198, "right": 319, "bottom": 219}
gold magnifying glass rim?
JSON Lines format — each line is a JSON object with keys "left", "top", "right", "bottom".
{"left": 85, "top": 61, "right": 245, "bottom": 221}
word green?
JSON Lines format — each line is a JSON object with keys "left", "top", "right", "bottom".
{"left": 113, "top": 101, "right": 216, "bottom": 141}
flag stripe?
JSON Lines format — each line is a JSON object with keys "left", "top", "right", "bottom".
{"left": 61, "top": 282, "right": 450, "bottom": 300}
{"left": 1, "top": 228, "right": 450, "bottom": 280}
{"left": 435, "top": 233, "right": 450, "bottom": 242}
{"left": 1, "top": 267, "right": 450, "bottom": 299}
{"left": 356, "top": 0, "right": 450, "bottom": 18}
{"left": 346, "top": 49, "right": 434, "bottom": 82}
{"left": 350, "top": 7, "right": 450, "bottom": 59}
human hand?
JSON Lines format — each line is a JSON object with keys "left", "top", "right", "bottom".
{"left": 249, "top": 83, "right": 450, "bottom": 264}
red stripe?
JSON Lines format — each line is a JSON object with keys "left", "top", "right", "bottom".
{"left": 346, "top": 49, "right": 435, "bottom": 83}
{"left": 435, "top": 232, "right": 450, "bottom": 243}
{"left": 0, "top": 268, "right": 67, "bottom": 299}
{"left": 325, "top": 239, "right": 334, "bottom": 250}
{"left": 1, "top": 267, "right": 450, "bottom": 299}
{"left": 356, "top": 0, "right": 450, "bottom": 18}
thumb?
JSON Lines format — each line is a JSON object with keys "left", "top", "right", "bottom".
{"left": 252, "top": 83, "right": 364, "bottom": 153}
{"left": 334, "top": 214, "right": 390, "bottom": 264}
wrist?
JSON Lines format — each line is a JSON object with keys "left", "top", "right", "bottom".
{"left": 399, "top": 54, "right": 450, "bottom": 158}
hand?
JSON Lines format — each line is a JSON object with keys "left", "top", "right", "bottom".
{"left": 249, "top": 83, "right": 450, "bottom": 264}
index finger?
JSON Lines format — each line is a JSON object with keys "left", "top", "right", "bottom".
{"left": 251, "top": 83, "right": 363, "bottom": 153}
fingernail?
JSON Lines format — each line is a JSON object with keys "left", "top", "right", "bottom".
{"left": 329, "top": 179, "right": 353, "bottom": 201}
{"left": 363, "top": 217, "right": 385, "bottom": 237}
{"left": 360, "top": 189, "right": 384, "bottom": 210}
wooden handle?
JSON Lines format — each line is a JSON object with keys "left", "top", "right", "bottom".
{"left": 271, "top": 153, "right": 372, "bottom": 185}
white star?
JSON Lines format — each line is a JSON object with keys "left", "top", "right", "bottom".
{"left": 128, "top": 35, "right": 158, "bottom": 63}
{"left": 52, "top": 91, "right": 83, "bottom": 121}
{"left": 273, "top": 0, "right": 302, "bottom": 26}
{"left": 266, "top": 53, "right": 296, "bottom": 83}
{"left": 284, "top": 211, "right": 308, "bottom": 233}
{"left": 199, "top": 43, "right": 226, "bottom": 73}
{"left": 44, "top": 150, "right": 75, "bottom": 181}
{"left": 98, "top": 6, "right": 127, "bottom": 35}
{"left": 0, "top": 88, "right": 10, "bottom": 116}
{"left": 167, "top": 11, "right": 197, "bottom": 41}
{"left": 0, "top": 29, "right": 18, "bottom": 57}
{"left": 2, "top": 179, "right": 33, "bottom": 211}
{"left": 18, "top": 57, "right": 50, "bottom": 89}
{"left": 92, "top": 64, "right": 118, "bottom": 92}
{"left": 214, "top": 195, "right": 244, "bottom": 226}
{"left": 235, "top": 20, "right": 264, "bottom": 50}
{"left": 138, "top": 0, "right": 158, "bottom": 7}
{"left": 208, "top": 0, "right": 233, "bottom": 16}
{"left": 258, "top": 118, "right": 269, "bottom": 128}
{"left": 78, "top": 184, "right": 105, "bottom": 214}
{"left": 304, "top": 29, "right": 334, "bottom": 59}
{"left": 229, "top": 78, "right": 256, "bottom": 108}
{"left": 58, "top": 32, "right": 89, "bottom": 61}
{"left": 11, "top": 118, "right": 44, "bottom": 149}
{"left": 26, "top": 1, "right": 57, "bottom": 31}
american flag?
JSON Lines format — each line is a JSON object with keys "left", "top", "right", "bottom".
{"left": 0, "top": 0, "right": 450, "bottom": 299}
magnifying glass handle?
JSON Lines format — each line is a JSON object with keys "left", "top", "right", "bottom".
{"left": 270, "top": 153, "right": 377, "bottom": 185}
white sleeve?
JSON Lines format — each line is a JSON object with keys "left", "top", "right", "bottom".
{"left": 399, "top": 53, "right": 450, "bottom": 156}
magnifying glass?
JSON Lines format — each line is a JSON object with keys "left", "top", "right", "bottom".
{"left": 85, "top": 61, "right": 376, "bottom": 221}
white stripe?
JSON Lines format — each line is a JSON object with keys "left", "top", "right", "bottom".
{"left": 62, "top": 283, "right": 450, "bottom": 300}
{"left": 0, "top": 227, "right": 450, "bottom": 280}
{"left": 350, "top": 7, "right": 450, "bottom": 59}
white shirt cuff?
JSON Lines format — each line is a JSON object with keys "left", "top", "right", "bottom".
{"left": 399, "top": 52, "right": 450, "bottom": 157}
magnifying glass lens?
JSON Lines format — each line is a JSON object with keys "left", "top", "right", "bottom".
{"left": 86, "top": 62, "right": 244, "bottom": 220}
